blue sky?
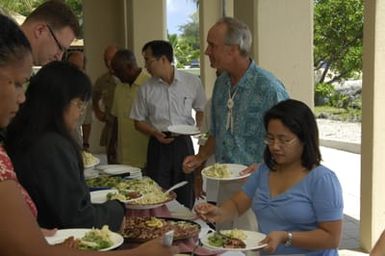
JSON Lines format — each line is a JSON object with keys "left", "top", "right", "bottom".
{"left": 167, "top": 0, "right": 197, "bottom": 35}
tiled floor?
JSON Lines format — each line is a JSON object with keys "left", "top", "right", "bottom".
{"left": 320, "top": 146, "right": 366, "bottom": 254}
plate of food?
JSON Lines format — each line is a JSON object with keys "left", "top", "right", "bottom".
{"left": 108, "top": 190, "right": 143, "bottom": 204}
{"left": 82, "top": 151, "right": 100, "bottom": 169}
{"left": 122, "top": 217, "right": 200, "bottom": 242}
{"left": 90, "top": 189, "right": 118, "bottom": 204}
{"left": 201, "top": 229, "right": 267, "bottom": 251}
{"left": 86, "top": 176, "right": 125, "bottom": 190}
{"left": 112, "top": 177, "right": 177, "bottom": 210}
{"left": 90, "top": 189, "right": 143, "bottom": 204}
{"left": 167, "top": 125, "right": 200, "bottom": 135}
{"left": 45, "top": 226, "right": 124, "bottom": 251}
{"left": 201, "top": 163, "right": 250, "bottom": 181}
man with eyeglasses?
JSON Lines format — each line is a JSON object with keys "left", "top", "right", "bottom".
{"left": 20, "top": 0, "right": 80, "bottom": 66}
{"left": 130, "top": 40, "right": 206, "bottom": 209}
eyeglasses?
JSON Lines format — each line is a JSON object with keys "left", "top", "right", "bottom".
{"left": 47, "top": 24, "right": 66, "bottom": 53}
{"left": 144, "top": 58, "right": 158, "bottom": 66}
{"left": 71, "top": 100, "right": 88, "bottom": 113}
{"left": 264, "top": 136, "right": 297, "bottom": 147}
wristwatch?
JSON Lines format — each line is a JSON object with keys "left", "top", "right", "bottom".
{"left": 285, "top": 232, "right": 293, "bottom": 247}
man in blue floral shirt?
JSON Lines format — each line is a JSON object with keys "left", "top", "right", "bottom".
{"left": 183, "top": 17, "right": 288, "bottom": 230}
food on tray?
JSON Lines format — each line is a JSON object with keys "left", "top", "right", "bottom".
{"left": 114, "top": 177, "right": 171, "bottom": 205}
{"left": 86, "top": 176, "right": 124, "bottom": 188}
{"left": 76, "top": 226, "right": 113, "bottom": 251}
{"left": 87, "top": 176, "right": 173, "bottom": 206}
{"left": 204, "top": 164, "right": 231, "bottom": 178}
{"left": 106, "top": 190, "right": 142, "bottom": 202}
{"left": 122, "top": 217, "right": 200, "bottom": 242}
{"left": 82, "top": 151, "right": 99, "bottom": 167}
{"left": 208, "top": 229, "right": 247, "bottom": 249}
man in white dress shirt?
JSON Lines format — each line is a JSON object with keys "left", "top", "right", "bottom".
{"left": 130, "top": 40, "right": 206, "bottom": 209}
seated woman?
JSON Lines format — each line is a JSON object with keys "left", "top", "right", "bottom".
{"left": 5, "top": 61, "right": 125, "bottom": 231}
{"left": 195, "top": 99, "right": 343, "bottom": 255}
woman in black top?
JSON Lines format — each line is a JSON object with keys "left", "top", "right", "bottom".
{"left": 6, "top": 61, "right": 125, "bottom": 231}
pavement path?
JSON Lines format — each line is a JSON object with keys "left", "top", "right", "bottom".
{"left": 317, "top": 119, "right": 361, "bottom": 144}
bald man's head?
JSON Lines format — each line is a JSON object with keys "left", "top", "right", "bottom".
{"left": 104, "top": 45, "right": 118, "bottom": 70}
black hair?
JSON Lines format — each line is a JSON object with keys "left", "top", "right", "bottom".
{"left": 142, "top": 40, "right": 174, "bottom": 63}
{"left": 263, "top": 99, "right": 321, "bottom": 170}
{"left": 111, "top": 49, "right": 137, "bottom": 70}
{"left": 0, "top": 14, "right": 32, "bottom": 67}
{"left": 5, "top": 61, "right": 91, "bottom": 162}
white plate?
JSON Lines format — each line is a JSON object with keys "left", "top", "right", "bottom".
{"left": 90, "top": 189, "right": 118, "bottom": 204}
{"left": 45, "top": 228, "right": 124, "bottom": 251}
{"left": 201, "top": 164, "right": 250, "bottom": 181}
{"left": 167, "top": 125, "right": 200, "bottom": 135}
{"left": 96, "top": 164, "right": 141, "bottom": 175}
{"left": 201, "top": 230, "right": 267, "bottom": 251}
{"left": 84, "top": 169, "right": 99, "bottom": 180}
{"left": 91, "top": 189, "right": 143, "bottom": 204}
{"left": 103, "top": 167, "right": 141, "bottom": 176}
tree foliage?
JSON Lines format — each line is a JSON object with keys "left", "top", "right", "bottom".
{"left": 0, "top": 0, "right": 83, "bottom": 32}
{"left": 168, "top": 11, "right": 200, "bottom": 68}
{"left": 314, "top": 0, "right": 364, "bottom": 84}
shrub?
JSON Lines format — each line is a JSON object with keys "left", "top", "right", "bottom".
{"left": 315, "top": 83, "right": 335, "bottom": 106}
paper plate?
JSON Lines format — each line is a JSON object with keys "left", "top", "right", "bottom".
{"left": 201, "top": 230, "right": 267, "bottom": 251}
{"left": 167, "top": 125, "right": 200, "bottom": 135}
{"left": 90, "top": 189, "right": 118, "bottom": 204}
{"left": 201, "top": 163, "right": 250, "bottom": 181}
{"left": 45, "top": 228, "right": 124, "bottom": 251}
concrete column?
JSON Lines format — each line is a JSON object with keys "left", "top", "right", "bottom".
{"left": 360, "top": 0, "right": 385, "bottom": 251}
{"left": 83, "top": 0, "right": 126, "bottom": 153}
{"left": 233, "top": 0, "right": 314, "bottom": 107}
{"left": 125, "top": 0, "right": 166, "bottom": 67}
{"left": 199, "top": 0, "right": 223, "bottom": 98}
{"left": 83, "top": 0, "right": 125, "bottom": 82}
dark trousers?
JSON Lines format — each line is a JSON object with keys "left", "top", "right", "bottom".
{"left": 146, "top": 135, "right": 194, "bottom": 209}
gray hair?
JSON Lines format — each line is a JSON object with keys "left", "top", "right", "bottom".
{"left": 217, "top": 17, "right": 252, "bottom": 57}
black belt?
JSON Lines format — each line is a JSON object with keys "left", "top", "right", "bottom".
{"left": 162, "top": 131, "right": 180, "bottom": 138}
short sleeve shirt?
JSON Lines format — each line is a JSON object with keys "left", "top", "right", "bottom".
{"left": 111, "top": 70, "right": 150, "bottom": 168}
{"left": 93, "top": 72, "right": 118, "bottom": 122}
{"left": 130, "top": 68, "right": 206, "bottom": 131}
{"left": 211, "top": 61, "right": 289, "bottom": 165}
{"left": 0, "top": 146, "right": 38, "bottom": 217}
{"left": 243, "top": 164, "right": 343, "bottom": 255}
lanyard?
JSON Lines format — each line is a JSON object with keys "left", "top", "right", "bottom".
{"left": 226, "top": 86, "right": 239, "bottom": 134}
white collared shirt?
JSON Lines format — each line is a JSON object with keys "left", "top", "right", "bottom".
{"left": 130, "top": 69, "right": 206, "bottom": 131}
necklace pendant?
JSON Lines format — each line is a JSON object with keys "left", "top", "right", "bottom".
{"left": 227, "top": 98, "right": 234, "bottom": 109}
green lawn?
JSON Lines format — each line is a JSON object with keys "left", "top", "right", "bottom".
{"left": 314, "top": 105, "right": 361, "bottom": 122}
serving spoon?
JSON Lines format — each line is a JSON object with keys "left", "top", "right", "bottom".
{"left": 165, "top": 181, "right": 188, "bottom": 194}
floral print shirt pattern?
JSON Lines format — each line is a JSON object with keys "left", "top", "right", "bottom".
{"left": 210, "top": 61, "right": 289, "bottom": 165}
{"left": 0, "top": 145, "right": 37, "bottom": 217}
